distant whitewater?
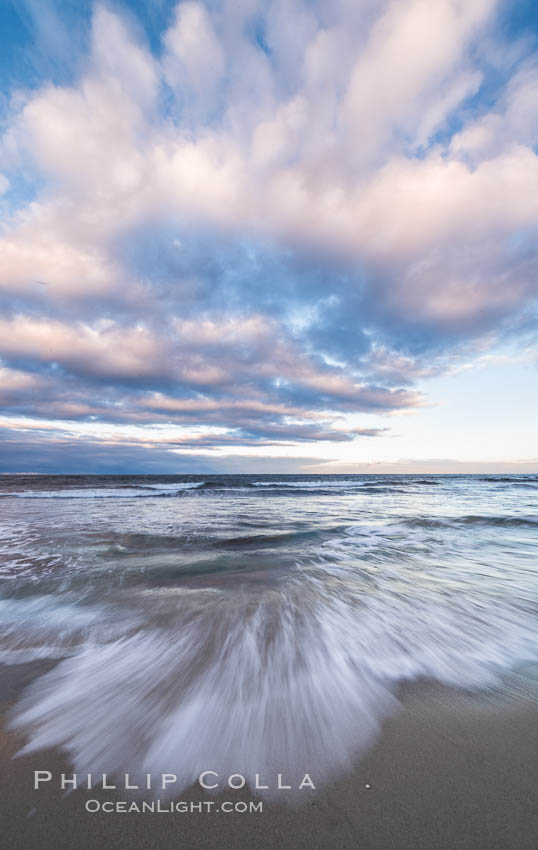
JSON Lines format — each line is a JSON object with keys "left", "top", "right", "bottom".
{"left": 1, "top": 473, "right": 537, "bottom": 797}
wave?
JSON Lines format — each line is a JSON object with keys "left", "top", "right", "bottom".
{"left": 253, "top": 480, "right": 357, "bottom": 488}
{"left": 8, "top": 563, "right": 538, "bottom": 800}
{"left": 402, "top": 514, "right": 538, "bottom": 529}
{"left": 1, "top": 481, "right": 359, "bottom": 498}
{"left": 478, "top": 476, "right": 538, "bottom": 483}
{"left": 7, "top": 475, "right": 534, "bottom": 500}
{"left": 146, "top": 482, "right": 204, "bottom": 491}
{"left": 3, "top": 482, "right": 206, "bottom": 499}
{"left": 215, "top": 527, "right": 337, "bottom": 549}
{"left": 0, "top": 594, "right": 134, "bottom": 664}
{"left": 251, "top": 478, "right": 437, "bottom": 489}
{"left": 3, "top": 473, "right": 537, "bottom": 798}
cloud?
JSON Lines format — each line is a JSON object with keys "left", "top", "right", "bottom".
{"left": 163, "top": 2, "right": 225, "bottom": 102}
{"left": 342, "top": 0, "right": 493, "bottom": 160}
{"left": 0, "top": 365, "right": 48, "bottom": 402}
{"left": 0, "top": 1, "right": 537, "bottom": 469}
{"left": 450, "top": 62, "right": 538, "bottom": 162}
{"left": 0, "top": 313, "right": 427, "bottom": 407}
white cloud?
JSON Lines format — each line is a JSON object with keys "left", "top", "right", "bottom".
{"left": 342, "top": 0, "right": 495, "bottom": 161}
{"left": 0, "top": 0, "right": 537, "bottom": 465}
{"left": 0, "top": 0, "right": 536, "bottom": 316}
{"left": 450, "top": 63, "right": 538, "bottom": 162}
{"left": 163, "top": 2, "right": 225, "bottom": 99}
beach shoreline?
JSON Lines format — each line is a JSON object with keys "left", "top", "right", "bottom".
{"left": 2, "top": 662, "right": 537, "bottom": 849}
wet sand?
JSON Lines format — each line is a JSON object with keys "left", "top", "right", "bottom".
{"left": 1, "top": 663, "right": 537, "bottom": 849}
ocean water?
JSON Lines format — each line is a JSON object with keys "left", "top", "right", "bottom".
{"left": 1, "top": 473, "right": 537, "bottom": 794}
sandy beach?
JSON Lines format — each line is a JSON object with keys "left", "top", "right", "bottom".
{"left": 2, "top": 662, "right": 537, "bottom": 850}
{"left": 1, "top": 0, "right": 538, "bottom": 844}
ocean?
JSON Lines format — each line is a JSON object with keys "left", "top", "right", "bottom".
{"left": 1, "top": 473, "right": 537, "bottom": 795}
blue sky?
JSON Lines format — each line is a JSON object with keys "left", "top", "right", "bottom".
{"left": 0, "top": 0, "right": 537, "bottom": 473}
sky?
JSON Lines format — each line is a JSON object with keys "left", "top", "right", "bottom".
{"left": 0, "top": 0, "right": 537, "bottom": 474}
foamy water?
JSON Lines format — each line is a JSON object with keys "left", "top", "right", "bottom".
{"left": 1, "top": 473, "right": 537, "bottom": 796}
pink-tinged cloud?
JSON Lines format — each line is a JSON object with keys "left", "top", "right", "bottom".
{"left": 0, "top": 1, "right": 536, "bottom": 469}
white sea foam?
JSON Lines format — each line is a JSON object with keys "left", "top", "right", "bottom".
{"left": 7, "top": 483, "right": 205, "bottom": 499}
{"left": 3, "top": 475, "right": 538, "bottom": 800}
{"left": 0, "top": 595, "right": 136, "bottom": 664}
{"left": 253, "top": 480, "right": 356, "bottom": 488}
{"left": 9, "top": 560, "right": 538, "bottom": 799}
{"left": 147, "top": 482, "right": 204, "bottom": 491}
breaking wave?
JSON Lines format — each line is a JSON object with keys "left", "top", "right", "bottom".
{"left": 1, "top": 472, "right": 537, "bottom": 799}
